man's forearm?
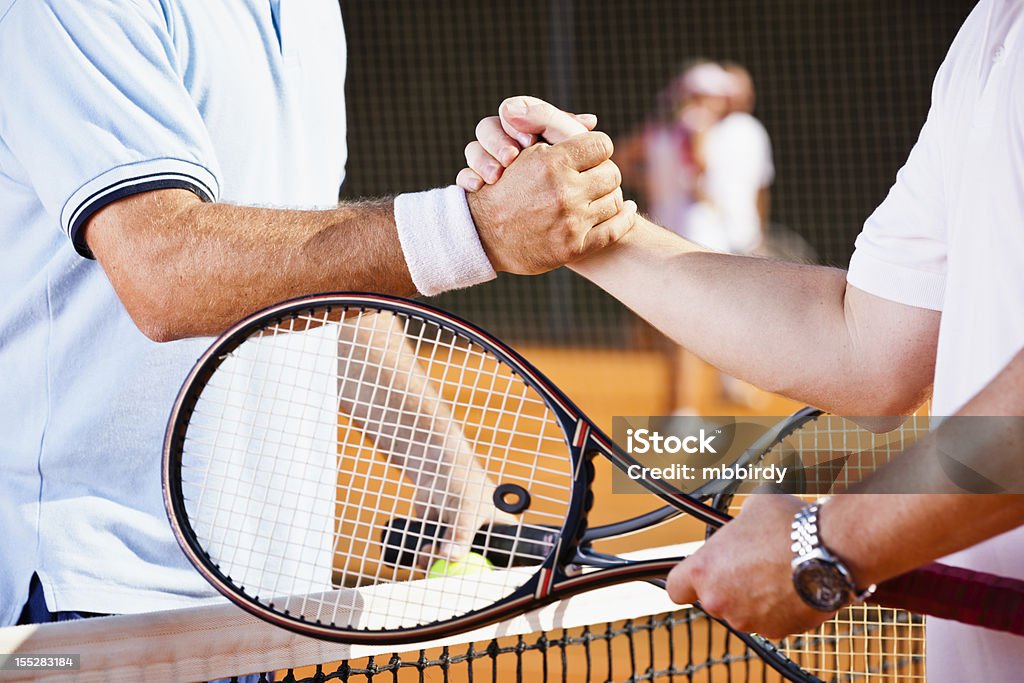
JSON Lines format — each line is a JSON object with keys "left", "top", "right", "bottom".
{"left": 822, "top": 348, "right": 1024, "bottom": 586}
{"left": 824, "top": 493, "right": 1024, "bottom": 588}
{"left": 569, "top": 216, "right": 938, "bottom": 416}
{"left": 86, "top": 190, "right": 415, "bottom": 341}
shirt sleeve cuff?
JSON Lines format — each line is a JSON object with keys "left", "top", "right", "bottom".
{"left": 847, "top": 248, "right": 946, "bottom": 311}
{"left": 394, "top": 185, "right": 497, "bottom": 296}
{"left": 61, "top": 158, "right": 220, "bottom": 259}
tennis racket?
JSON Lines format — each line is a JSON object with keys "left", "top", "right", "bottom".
{"left": 163, "top": 293, "right": 1023, "bottom": 683}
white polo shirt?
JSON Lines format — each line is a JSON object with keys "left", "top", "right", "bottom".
{"left": 0, "top": 0, "right": 355, "bottom": 623}
{"left": 847, "top": 0, "right": 1024, "bottom": 677}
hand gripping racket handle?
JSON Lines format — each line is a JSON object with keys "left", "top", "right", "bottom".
{"left": 383, "top": 517, "right": 1024, "bottom": 636}
{"left": 380, "top": 518, "right": 559, "bottom": 568}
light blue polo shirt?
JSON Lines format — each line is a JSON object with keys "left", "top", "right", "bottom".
{"left": 0, "top": 0, "right": 347, "bottom": 624}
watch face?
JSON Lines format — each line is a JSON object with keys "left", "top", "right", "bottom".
{"left": 793, "top": 558, "right": 852, "bottom": 612}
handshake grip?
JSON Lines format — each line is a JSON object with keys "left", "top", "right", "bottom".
{"left": 380, "top": 518, "right": 559, "bottom": 569}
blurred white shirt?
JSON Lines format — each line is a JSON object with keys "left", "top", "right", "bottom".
{"left": 687, "top": 112, "right": 774, "bottom": 254}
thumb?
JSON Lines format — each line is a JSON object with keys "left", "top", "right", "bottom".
{"left": 499, "top": 96, "right": 590, "bottom": 145}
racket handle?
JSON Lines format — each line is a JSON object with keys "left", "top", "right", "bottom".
{"left": 380, "top": 518, "right": 558, "bottom": 568}
{"left": 875, "top": 562, "right": 1024, "bottom": 636}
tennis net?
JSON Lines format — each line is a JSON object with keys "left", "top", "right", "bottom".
{"left": 0, "top": 541, "right": 923, "bottom": 683}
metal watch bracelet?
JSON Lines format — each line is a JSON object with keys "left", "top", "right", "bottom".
{"left": 791, "top": 498, "right": 876, "bottom": 605}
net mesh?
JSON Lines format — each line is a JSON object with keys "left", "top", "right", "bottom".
{"left": 275, "top": 608, "right": 923, "bottom": 683}
{"left": 276, "top": 610, "right": 760, "bottom": 683}
{"left": 0, "top": 578, "right": 922, "bottom": 683}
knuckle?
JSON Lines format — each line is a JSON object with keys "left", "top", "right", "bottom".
{"left": 619, "top": 213, "right": 638, "bottom": 238}
{"left": 687, "top": 557, "right": 708, "bottom": 583}
{"left": 559, "top": 220, "right": 581, "bottom": 249}
{"left": 611, "top": 223, "right": 627, "bottom": 244}
{"left": 600, "top": 226, "right": 618, "bottom": 249}
{"left": 516, "top": 143, "right": 537, "bottom": 164}
{"left": 550, "top": 141, "right": 577, "bottom": 165}
{"left": 522, "top": 144, "right": 550, "bottom": 172}
{"left": 535, "top": 142, "right": 557, "bottom": 163}
{"left": 698, "top": 593, "right": 726, "bottom": 618}
{"left": 553, "top": 185, "right": 574, "bottom": 212}
{"left": 584, "top": 225, "right": 607, "bottom": 251}
{"left": 555, "top": 213, "right": 575, "bottom": 238}
{"left": 592, "top": 131, "right": 614, "bottom": 158}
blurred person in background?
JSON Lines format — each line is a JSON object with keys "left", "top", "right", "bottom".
{"left": 616, "top": 60, "right": 773, "bottom": 255}
{"left": 616, "top": 61, "right": 732, "bottom": 245}
{"left": 702, "top": 62, "right": 775, "bottom": 255}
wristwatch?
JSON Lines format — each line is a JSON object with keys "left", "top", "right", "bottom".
{"left": 790, "top": 498, "right": 876, "bottom": 612}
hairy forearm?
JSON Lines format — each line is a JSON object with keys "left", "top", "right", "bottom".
{"left": 86, "top": 190, "right": 415, "bottom": 340}
{"left": 570, "top": 217, "right": 937, "bottom": 416}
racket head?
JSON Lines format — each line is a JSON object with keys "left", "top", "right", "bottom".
{"left": 163, "top": 293, "right": 600, "bottom": 643}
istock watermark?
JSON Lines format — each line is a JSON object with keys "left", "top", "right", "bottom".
{"left": 625, "top": 427, "right": 719, "bottom": 454}
{"left": 610, "top": 415, "right": 1024, "bottom": 495}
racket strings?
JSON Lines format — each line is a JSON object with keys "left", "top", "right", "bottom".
{"left": 178, "top": 305, "right": 574, "bottom": 631}
{"left": 190, "top": 311, "right": 344, "bottom": 605}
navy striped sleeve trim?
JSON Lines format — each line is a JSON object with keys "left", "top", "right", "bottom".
{"left": 68, "top": 173, "right": 215, "bottom": 259}
{"left": 61, "top": 160, "right": 220, "bottom": 259}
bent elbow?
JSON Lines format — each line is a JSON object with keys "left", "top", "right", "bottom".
{"left": 121, "top": 289, "right": 191, "bottom": 343}
{"left": 135, "top": 317, "right": 184, "bottom": 344}
{"left": 850, "top": 415, "right": 911, "bottom": 434}
{"left": 83, "top": 188, "right": 207, "bottom": 342}
{"left": 840, "top": 381, "right": 932, "bottom": 433}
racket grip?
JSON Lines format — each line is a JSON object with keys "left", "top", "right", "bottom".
{"left": 875, "top": 562, "right": 1024, "bottom": 636}
{"left": 380, "top": 518, "right": 558, "bottom": 568}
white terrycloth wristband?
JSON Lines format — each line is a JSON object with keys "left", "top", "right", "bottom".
{"left": 394, "top": 185, "right": 498, "bottom": 296}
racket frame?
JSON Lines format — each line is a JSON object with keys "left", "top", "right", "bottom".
{"left": 163, "top": 293, "right": 731, "bottom": 645}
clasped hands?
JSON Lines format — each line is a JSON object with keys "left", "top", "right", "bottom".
{"left": 460, "top": 96, "right": 637, "bottom": 275}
